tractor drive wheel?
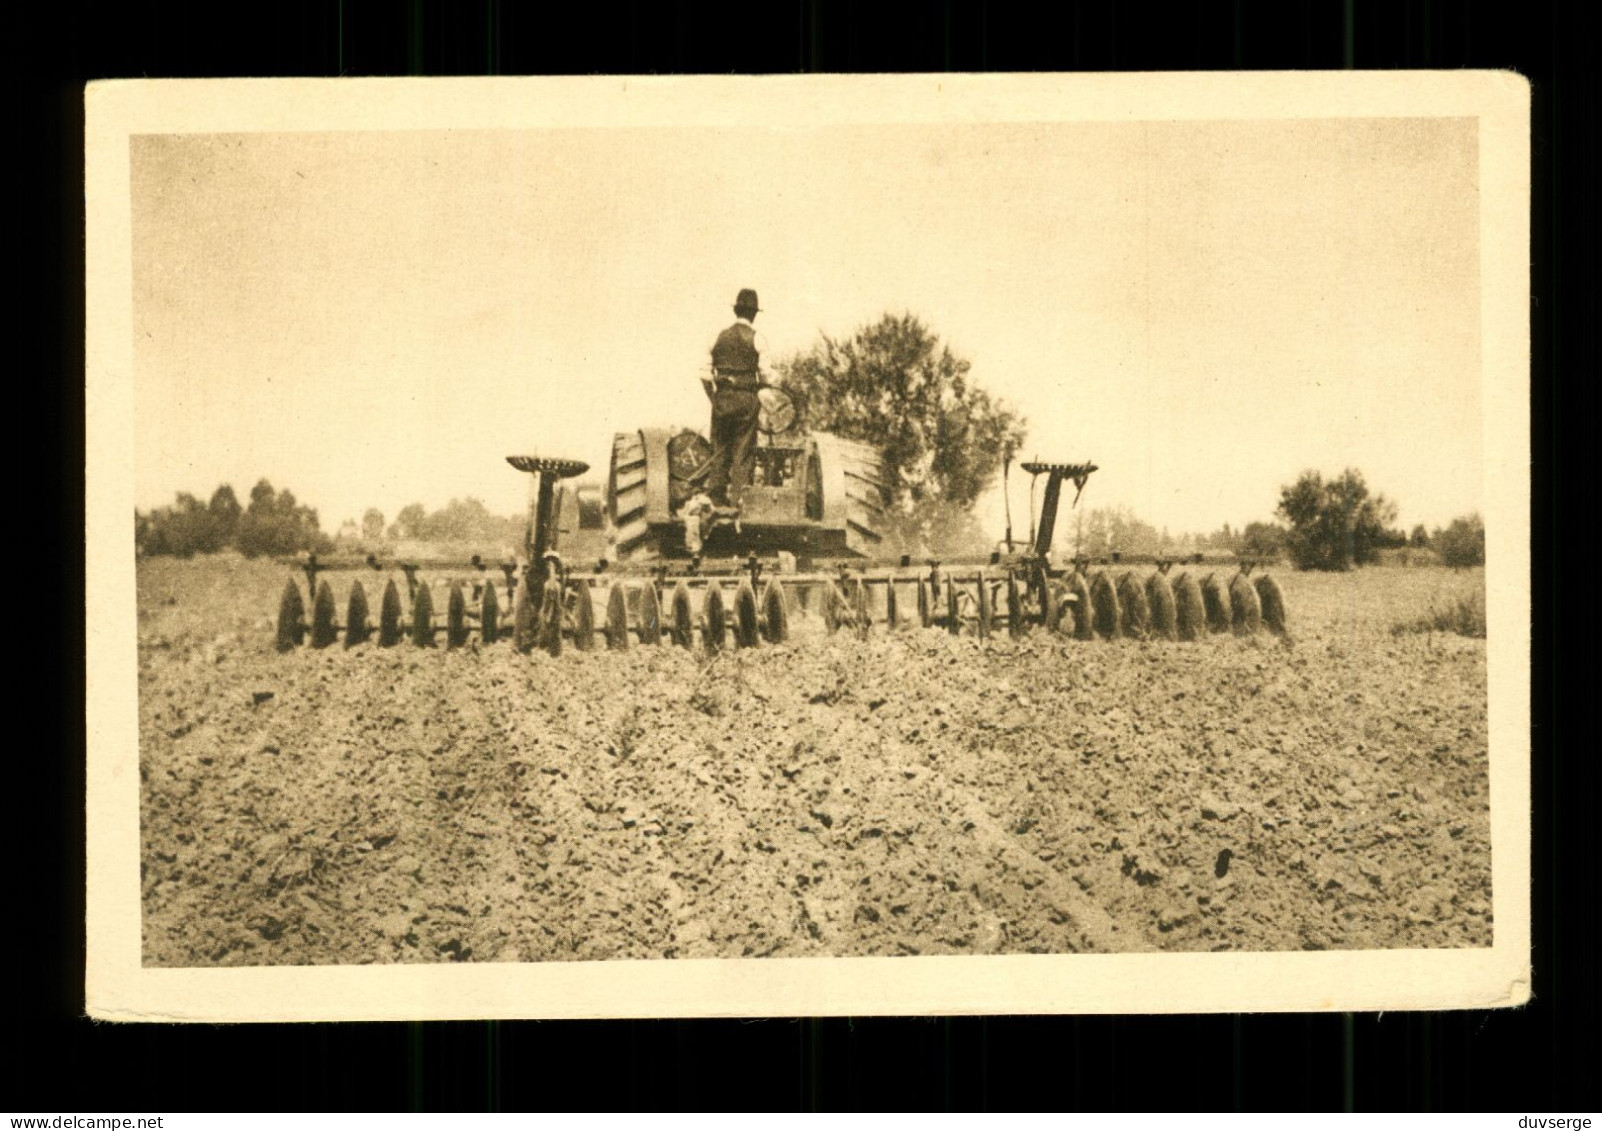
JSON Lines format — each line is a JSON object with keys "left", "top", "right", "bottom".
{"left": 702, "top": 585, "right": 727, "bottom": 653}
{"left": 605, "top": 585, "right": 630, "bottom": 651}
{"left": 411, "top": 583, "right": 436, "bottom": 647}
{"left": 636, "top": 583, "right": 662, "bottom": 645}
{"left": 760, "top": 581, "right": 789, "bottom": 643}
{"left": 379, "top": 579, "right": 405, "bottom": 647}
{"left": 571, "top": 584, "right": 597, "bottom": 651}
{"left": 512, "top": 577, "right": 538, "bottom": 653}
{"left": 345, "top": 582, "right": 371, "bottom": 647}
{"left": 275, "top": 579, "right": 306, "bottom": 652}
{"left": 671, "top": 582, "right": 695, "bottom": 648}
{"left": 309, "top": 581, "right": 339, "bottom": 649}
{"left": 480, "top": 579, "right": 500, "bottom": 645}
{"left": 538, "top": 579, "right": 564, "bottom": 656}
{"left": 446, "top": 582, "right": 469, "bottom": 648}
{"left": 734, "top": 581, "right": 761, "bottom": 648}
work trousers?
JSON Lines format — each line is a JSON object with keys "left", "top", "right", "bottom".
{"left": 705, "top": 388, "right": 760, "bottom": 507}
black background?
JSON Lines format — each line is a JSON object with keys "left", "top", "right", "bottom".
{"left": 25, "top": 0, "right": 1594, "bottom": 1112}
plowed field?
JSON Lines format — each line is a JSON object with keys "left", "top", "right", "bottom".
{"left": 137, "top": 556, "right": 1491, "bottom": 965}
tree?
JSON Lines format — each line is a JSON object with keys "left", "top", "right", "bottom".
{"left": 1410, "top": 524, "right": 1430, "bottom": 548}
{"left": 774, "top": 313, "right": 1026, "bottom": 551}
{"left": 390, "top": 503, "right": 428, "bottom": 541}
{"left": 1432, "top": 513, "right": 1485, "bottom": 568}
{"left": 361, "top": 507, "right": 387, "bottom": 542}
{"left": 1275, "top": 468, "right": 1399, "bottom": 571}
{"left": 207, "top": 485, "right": 241, "bottom": 551}
{"left": 1239, "top": 521, "right": 1288, "bottom": 562}
{"left": 236, "top": 478, "right": 331, "bottom": 558}
{"left": 1078, "top": 505, "right": 1160, "bottom": 558}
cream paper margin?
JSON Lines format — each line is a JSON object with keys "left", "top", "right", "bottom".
{"left": 85, "top": 72, "right": 1531, "bottom": 1021}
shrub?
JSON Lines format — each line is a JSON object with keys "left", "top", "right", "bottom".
{"left": 1433, "top": 514, "right": 1486, "bottom": 568}
{"left": 1391, "top": 589, "right": 1486, "bottom": 639}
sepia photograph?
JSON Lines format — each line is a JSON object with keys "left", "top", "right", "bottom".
{"left": 85, "top": 72, "right": 1530, "bottom": 1020}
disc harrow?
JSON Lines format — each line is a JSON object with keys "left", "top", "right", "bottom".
{"left": 274, "top": 450, "right": 1291, "bottom": 654}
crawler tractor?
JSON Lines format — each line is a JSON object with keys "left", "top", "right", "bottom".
{"left": 275, "top": 388, "right": 1288, "bottom": 654}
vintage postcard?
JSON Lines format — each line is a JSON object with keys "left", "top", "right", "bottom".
{"left": 86, "top": 72, "right": 1530, "bottom": 1020}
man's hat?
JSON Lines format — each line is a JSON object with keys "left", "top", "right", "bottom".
{"left": 734, "top": 288, "right": 760, "bottom": 314}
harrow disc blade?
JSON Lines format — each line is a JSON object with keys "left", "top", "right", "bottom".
{"left": 1173, "top": 572, "right": 1205, "bottom": 642}
{"left": 670, "top": 582, "right": 695, "bottom": 648}
{"left": 512, "top": 577, "right": 538, "bottom": 653}
{"left": 1200, "top": 573, "right": 1232, "bottom": 634}
{"left": 885, "top": 580, "right": 900, "bottom": 632}
{"left": 760, "top": 581, "right": 790, "bottom": 644}
{"left": 703, "top": 584, "right": 727, "bottom": 653}
{"left": 310, "top": 581, "right": 339, "bottom": 649}
{"left": 1068, "top": 572, "right": 1094, "bottom": 640}
{"left": 823, "top": 582, "right": 845, "bottom": 635}
{"left": 1090, "top": 572, "right": 1121, "bottom": 640}
{"left": 275, "top": 579, "right": 306, "bottom": 652}
{"left": 1229, "top": 572, "right": 1263, "bottom": 636}
{"left": 1005, "top": 574, "right": 1023, "bottom": 639}
{"left": 1146, "top": 571, "right": 1178, "bottom": 641}
{"left": 636, "top": 583, "right": 662, "bottom": 645}
{"left": 539, "top": 579, "right": 564, "bottom": 657}
{"left": 345, "top": 581, "right": 371, "bottom": 647}
{"left": 570, "top": 583, "right": 597, "bottom": 651}
{"left": 1255, "top": 574, "right": 1289, "bottom": 637}
{"left": 604, "top": 585, "right": 628, "bottom": 651}
{"left": 734, "top": 580, "right": 761, "bottom": 648}
{"left": 378, "top": 579, "right": 405, "bottom": 647}
{"left": 851, "top": 577, "right": 870, "bottom": 639}
{"left": 480, "top": 578, "right": 500, "bottom": 645}
{"left": 916, "top": 579, "right": 933, "bottom": 629}
{"left": 945, "top": 578, "right": 960, "bottom": 636}
{"left": 411, "top": 583, "right": 436, "bottom": 647}
{"left": 446, "top": 582, "right": 469, "bottom": 648}
{"left": 1116, "top": 571, "right": 1151, "bottom": 640}
{"left": 975, "top": 573, "right": 993, "bottom": 641}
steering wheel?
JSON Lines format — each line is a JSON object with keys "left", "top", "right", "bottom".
{"left": 756, "top": 385, "right": 796, "bottom": 436}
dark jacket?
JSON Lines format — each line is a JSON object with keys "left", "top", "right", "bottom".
{"left": 710, "top": 321, "right": 760, "bottom": 387}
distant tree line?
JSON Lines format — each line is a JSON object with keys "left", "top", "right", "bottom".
{"left": 136, "top": 481, "right": 332, "bottom": 559}
{"left": 372, "top": 498, "right": 524, "bottom": 548}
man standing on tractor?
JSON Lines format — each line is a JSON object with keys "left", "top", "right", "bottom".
{"left": 701, "top": 287, "right": 766, "bottom": 512}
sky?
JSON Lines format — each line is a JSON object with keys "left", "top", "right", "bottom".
{"left": 130, "top": 116, "right": 1482, "bottom": 541}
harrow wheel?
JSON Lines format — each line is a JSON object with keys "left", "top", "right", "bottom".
{"left": 760, "top": 581, "right": 789, "bottom": 643}
{"left": 734, "top": 581, "right": 760, "bottom": 648}
{"left": 670, "top": 582, "right": 695, "bottom": 648}
{"left": 411, "top": 584, "right": 436, "bottom": 648}
{"left": 1006, "top": 574, "right": 1023, "bottom": 639}
{"left": 636, "top": 583, "right": 662, "bottom": 646}
{"left": 346, "top": 582, "right": 371, "bottom": 647}
{"left": 275, "top": 579, "right": 306, "bottom": 652}
{"left": 572, "top": 584, "right": 597, "bottom": 651}
{"left": 703, "top": 585, "right": 727, "bottom": 653}
{"left": 310, "top": 581, "right": 339, "bottom": 648}
{"left": 604, "top": 585, "right": 629, "bottom": 651}
{"left": 975, "top": 573, "right": 993, "bottom": 641}
{"left": 480, "top": 579, "right": 500, "bottom": 645}
{"left": 916, "top": 579, "right": 933, "bottom": 629}
{"left": 538, "top": 579, "right": 564, "bottom": 657}
{"left": 446, "top": 582, "right": 469, "bottom": 648}
{"left": 512, "top": 578, "right": 538, "bottom": 653}
{"left": 379, "top": 579, "right": 405, "bottom": 647}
